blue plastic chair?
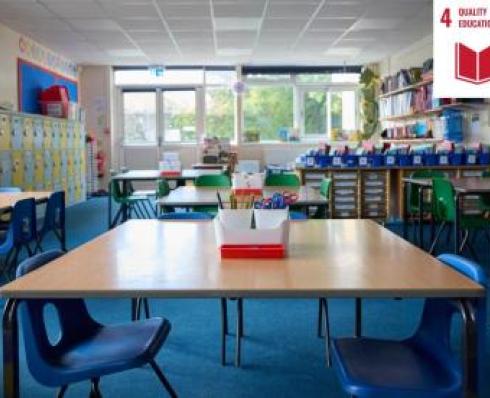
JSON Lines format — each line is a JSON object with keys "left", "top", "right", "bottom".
{"left": 159, "top": 212, "right": 214, "bottom": 220}
{"left": 0, "top": 187, "right": 22, "bottom": 192}
{"left": 331, "top": 254, "right": 487, "bottom": 398}
{"left": 0, "top": 198, "right": 37, "bottom": 280}
{"left": 36, "top": 191, "right": 66, "bottom": 252}
{"left": 16, "top": 250, "right": 177, "bottom": 398}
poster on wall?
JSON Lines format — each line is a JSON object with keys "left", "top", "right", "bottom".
{"left": 434, "top": 0, "right": 490, "bottom": 97}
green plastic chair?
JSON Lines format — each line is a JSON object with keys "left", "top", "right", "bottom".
{"left": 479, "top": 171, "right": 490, "bottom": 212}
{"left": 430, "top": 178, "right": 490, "bottom": 256}
{"left": 264, "top": 173, "right": 300, "bottom": 187}
{"left": 313, "top": 178, "right": 331, "bottom": 219}
{"left": 195, "top": 174, "right": 231, "bottom": 187}
{"left": 194, "top": 174, "right": 231, "bottom": 214}
{"left": 110, "top": 180, "right": 152, "bottom": 224}
{"left": 156, "top": 179, "right": 171, "bottom": 215}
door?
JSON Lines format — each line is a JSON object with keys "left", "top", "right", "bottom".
{"left": 121, "top": 89, "right": 198, "bottom": 170}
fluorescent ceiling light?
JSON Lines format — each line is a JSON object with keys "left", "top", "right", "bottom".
{"left": 214, "top": 18, "right": 261, "bottom": 31}
{"left": 216, "top": 48, "right": 253, "bottom": 56}
{"left": 352, "top": 18, "right": 402, "bottom": 31}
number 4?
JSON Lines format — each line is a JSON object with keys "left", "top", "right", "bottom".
{"left": 440, "top": 8, "right": 452, "bottom": 27}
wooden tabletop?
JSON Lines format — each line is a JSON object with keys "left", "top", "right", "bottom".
{"left": 112, "top": 169, "right": 223, "bottom": 181}
{"left": 158, "top": 186, "right": 327, "bottom": 207}
{"left": 1, "top": 219, "right": 483, "bottom": 299}
{"left": 403, "top": 176, "right": 490, "bottom": 193}
{"left": 0, "top": 191, "right": 52, "bottom": 211}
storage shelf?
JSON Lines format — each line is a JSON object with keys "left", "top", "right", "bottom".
{"left": 379, "top": 103, "right": 482, "bottom": 122}
{"left": 380, "top": 138, "right": 442, "bottom": 144}
{"left": 378, "top": 79, "right": 433, "bottom": 99}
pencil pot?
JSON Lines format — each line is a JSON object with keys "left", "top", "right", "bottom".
{"left": 345, "top": 155, "right": 358, "bottom": 167}
{"left": 479, "top": 153, "right": 490, "bottom": 165}
{"left": 316, "top": 155, "right": 331, "bottom": 168}
{"left": 384, "top": 155, "right": 397, "bottom": 167}
{"left": 449, "top": 153, "right": 465, "bottom": 165}
{"left": 254, "top": 208, "right": 289, "bottom": 230}
{"left": 424, "top": 154, "right": 438, "bottom": 166}
{"left": 398, "top": 154, "right": 412, "bottom": 166}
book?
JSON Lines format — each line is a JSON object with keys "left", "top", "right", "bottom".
{"left": 455, "top": 43, "right": 490, "bottom": 84}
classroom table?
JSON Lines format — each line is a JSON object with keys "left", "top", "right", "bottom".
{"left": 1, "top": 219, "right": 483, "bottom": 398}
{"left": 403, "top": 177, "right": 490, "bottom": 253}
{"left": 109, "top": 169, "right": 225, "bottom": 225}
{"left": 157, "top": 186, "right": 327, "bottom": 212}
{"left": 0, "top": 192, "right": 52, "bottom": 212}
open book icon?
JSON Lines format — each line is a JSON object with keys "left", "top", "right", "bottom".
{"left": 455, "top": 43, "right": 490, "bottom": 84}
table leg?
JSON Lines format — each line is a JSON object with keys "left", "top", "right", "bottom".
{"left": 403, "top": 181, "right": 409, "bottom": 240}
{"left": 418, "top": 186, "right": 425, "bottom": 249}
{"left": 459, "top": 299, "right": 477, "bottom": 398}
{"left": 235, "top": 298, "right": 243, "bottom": 367}
{"left": 122, "top": 180, "right": 129, "bottom": 222}
{"left": 108, "top": 181, "right": 112, "bottom": 229}
{"left": 3, "top": 299, "right": 20, "bottom": 398}
{"left": 220, "top": 298, "right": 227, "bottom": 366}
{"left": 354, "top": 298, "right": 362, "bottom": 338}
{"left": 455, "top": 193, "right": 462, "bottom": 254}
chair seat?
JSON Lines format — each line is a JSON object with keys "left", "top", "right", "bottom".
{"left": 289, "top": 211, "right": 308, "bottom": 220}
{"left": 49, "top": 318, "right": 171, "bottom": 385}
{"left": 331, "top": 338, "right": 461, "bottom": 398}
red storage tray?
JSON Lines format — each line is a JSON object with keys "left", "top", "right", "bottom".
{"left": 232, "top": 188, "right": 263, "bottom": 196}
{"left": 160, "top": 171, "right": 181, "bottom": 177}
{"left": 220, "top": 244, "right": 285, "bottom": 259}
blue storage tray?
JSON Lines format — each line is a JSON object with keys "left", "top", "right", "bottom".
{"left": 424, "top": 154, "right": 439, "bottom": 166}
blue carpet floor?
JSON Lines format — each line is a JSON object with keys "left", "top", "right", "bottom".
{"left": 1, "top": 197, "right": 490, "bottom": 397}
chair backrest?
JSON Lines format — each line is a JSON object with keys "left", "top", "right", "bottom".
{"left": 264, "top": 173, "right": 300, "bottom": 187}
{"left": 159, "top": 212, "right": 214, "bottom": 220}
{"left": 414, "top": 254, "right": 486, "bottom": 392}
{"left": 42, "top": 191, "right": 65, "bottom": 232}
{"left": 432, "top": 178, "right": 456, "bottom": 222}
{"left": 9, "top": 198, "right": 37, "bottom": 246}
{"left": 319, "top": 178, "right": 331, "bottom": 198}
{"left": 195, "top": 174, "right": 231, "bottom": 187}
{"left": 0, "top": 187, "right": 22, "bottom": 192}
{"left": 16, "top": 250, "right": 101, "bottom": 386}
{"left": 408, "top": 170, "right": 446, "bottom": 209}
{"left": 157, "top": 179, "right": 170, "bottom": 198}
{"left": 110, "top": 180, "right": 127, "bottom": 203}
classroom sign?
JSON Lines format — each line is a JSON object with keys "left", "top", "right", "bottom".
{"left": 434, "top": 0, "right": 490, "bottom": 97}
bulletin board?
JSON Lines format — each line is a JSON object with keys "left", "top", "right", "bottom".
{"left": 17, "top": 58, "right": 78, "bottom": 114}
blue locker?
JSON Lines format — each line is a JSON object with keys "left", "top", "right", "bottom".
{"left": 11, "top": 116, "right": 23, "bottom": 150}
{"left": 52, "top": 120, "right": 61, "bottom": 149}
{"left": 33, "top": 118, "right": 44, "bottom": 150}
{"left": 23, "top": 150, "right": 34, "bottom": 189}
{"left": 0, "top": 151, "right": 12, "bottom": 186}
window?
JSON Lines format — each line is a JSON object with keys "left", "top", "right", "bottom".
{"left": 304, "top": 90, "right": 326, "bottom": 136}
{"left": 163, "top": 91, "right": 196, "bottom": 143}
{"left": 205, "top": 87, "right": 234, "bottom": 139}
{"left": 243, "top": 85, "right": 293, "bottom": 142}
{"left": 123, "top": 91, "right": 156, "bottom": 145}
{"left": 328, "top": 90, "right": 357, "bottom": 140}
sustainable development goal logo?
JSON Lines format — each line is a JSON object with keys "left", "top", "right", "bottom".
{"left": 434, "top": 0, "right": 490, "bottom": 97}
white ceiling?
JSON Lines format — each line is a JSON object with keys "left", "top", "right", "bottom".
{"left": 0, "top": 0, "right": 433, "bottom": 66}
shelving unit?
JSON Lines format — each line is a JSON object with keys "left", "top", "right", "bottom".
{"left": 380, "top": 102, "right": 481, "bottom": 122}
{"left": 378, "top": 79, "right": 433, "bottom": 99}
{"left": 380, "top": 138, "right": 442, "bottom": 144}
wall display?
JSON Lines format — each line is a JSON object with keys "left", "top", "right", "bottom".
{"left": 0, "top": 110, "right": 86, "bottom": 205}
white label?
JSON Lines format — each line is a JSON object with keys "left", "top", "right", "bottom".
{"left": 386, "top": 156, "right": 395, "bottom": 165}
{"left": 434, "top": 0, "right": 490, "bottom": 97}
{"left": 467, "top": 154, "right": 477, "bottom": 164}
{"left": 439, "top": 155, "right": 449, "bottom": 164}
{"left": 413, "top": 155, "right": 422, "bottom": 164}
{"left": 359, "top": 157, "right": 368, "bottom": 166}
{"left": 332, "top": 157, "right": 342, "bottom": 166}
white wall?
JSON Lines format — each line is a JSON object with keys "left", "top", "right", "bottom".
{"left": 0, "top": 22, "right": 79, "bottom": 112}
{"left": 378, "top": 34, "right": 490, "bottom": 144}
{"left": 0, "top": 23, "right": 19, "bottom": 109}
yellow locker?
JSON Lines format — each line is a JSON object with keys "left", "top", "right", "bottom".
{"left": 73, "top": 124, "right": 80, "bottom": 148}
{"left": 67, "top": 150, "right": 74, "bottom": 177}
{"left": 43, "top": 119, "right": 52, "bottom": 149}
{"left": 12, "top": 151, "right": 24, "bottom": 188}
{"left": 52, "top": 150, "right": 61, "bottom": 183}
{"left": 34, "top": 150, "right": 44, "bottom": 189}
{"left": 0, "top": 113, "right": 11, "bottom": 150}
{"left": 60, "top": 121, "right": 67, "bottom": 149}
{"left": 22, "top": 117, "right": 34, "bottom": 150}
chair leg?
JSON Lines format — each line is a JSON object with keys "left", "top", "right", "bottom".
{"left": 321, "top": 298, "right": 331, "bottom": 367}
{"left": 220, "top": 298, "right": 227, "bottom": 365}
{"left": 235, "top": 298, "right": 243, "bottom": 367}
{"left": 238, "top": 298, "right": 244, "bottom": 337}
{"left": 57, "top": 385, "right": 68, "bottom": 398}
{"left": 429, "top": 222, "right": 446, "bottom": 255}
{"left": 143, "top": 298, "right": 151, "bottom": 319}
{"left": 149, "top": 360, "right": 178, "bottom": 398}
{"left": 89, "top": 378, "right": 102, "bottom": 398}
{"left": 317, "top": 298, "right": 323, "bottom": 338}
